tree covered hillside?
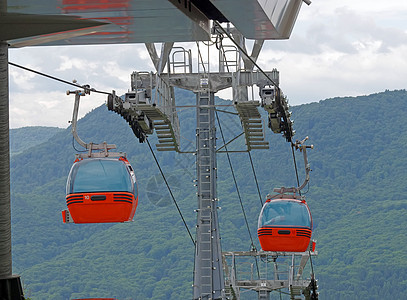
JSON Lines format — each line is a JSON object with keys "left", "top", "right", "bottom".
{"left": 10, "top": 89, "right": 407, "bottom": 299}
{"left": 10, "top": 126, "right": 63, "bottom": 157}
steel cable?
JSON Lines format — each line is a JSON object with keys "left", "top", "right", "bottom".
{"left": 215, "top": 110, "right": 261, "bottom": 280}
{"left": 8, "top": 61, "right": 111, "bottom": 95}
{"left": 145, "top": 138, "right": 195, "bottom": 246}
{"left": 248, "top": 151, "right": 263, "bottom": 207}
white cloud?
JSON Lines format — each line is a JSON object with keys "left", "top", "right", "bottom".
{"left": 270, "top": 42, "right": 407, "bottom": 105}
{"left": 57, "top": 55, "right": 99, "bottom": 72}
{"left": 9, "top": 67, "right": 36, "bottom": 91}
{"left": 9, "top": 90, "right": 106, "bottom": 129}
{"left": 251, "top": 0, "right": 407, "bottom": 104}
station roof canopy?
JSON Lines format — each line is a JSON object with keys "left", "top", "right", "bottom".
{"left": 3, "top": 0, "right": 306, "bottom": 47}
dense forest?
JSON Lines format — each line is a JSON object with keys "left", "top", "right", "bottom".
{"left": 10, "top": 126, "right": 63, "bottom": 157}
{"left": 10, "top": 89, "right": 407, "bottom": 299}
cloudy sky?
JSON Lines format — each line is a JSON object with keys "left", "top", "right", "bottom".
{"left": 8, "top": 0, "right": 407, "bottom": 128}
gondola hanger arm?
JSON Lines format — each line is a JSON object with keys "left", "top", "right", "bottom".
{"left": 67, "top": 86, "right": 117, "bottom": 155}
{"left": 294, "top": 136, "right": 313, "bottom": 192}
{"left": 273, "top": 137, "right": 313, "bottom": 196}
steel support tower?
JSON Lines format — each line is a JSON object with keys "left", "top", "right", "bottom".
{"left": 194, "top": 90, "right": 224, "bottom": 299}
{"left": 5, "top": 35, "right": 316, "bottom": 300}
{"left": 109, "top": 33, "right": 316, "bottom": 298}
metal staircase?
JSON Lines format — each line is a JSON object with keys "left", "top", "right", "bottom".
{"left": 234, "top": 101, "right": 269, "bottom": 150}
{"left": 109, "top": 71, "right": 180, "bottom": 151}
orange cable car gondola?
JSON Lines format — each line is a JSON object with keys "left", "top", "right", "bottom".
{"left": 63, "top": 156, "right": 138, "bottom": 223}
{"left": 62, "top": 87, "right": 138, "bottom": 224}
{"left": 258, "top": 191, "right": 312, "bottom": 252}
{"left": 258, "top": 137, "right": 315, "bottom": 252}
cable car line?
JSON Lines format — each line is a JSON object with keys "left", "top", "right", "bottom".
{"left": 215, "top": 110, "right": 255, "bottom": 249}
{"left": 248, "top": 151, "right": 264, "bottom": 207}
{"left": 196, "top": 42, "right": 208, "bottom": 74}
{"left": 8, "top": 61, "right": 111, "bottom": 95}
{"left": 145, "top": 138, "right": 196, "bottom": 246}
{"left": 214, "top": 109, "right": 238, "bottom": 115}
{"left": 216, "top": 132, "right": 245, "bottom": 152}
{"left": 289, "top": 139, "right": 318, "bottom": 298}
{"left": 213, "top": 21, "right": 278, "bottom": 91}
{"left": 291, "top": 142, "right": 302, "bottom": 196}
{"left": 213, "top": 21, "right": 295, "bottom": 142}
{"left": 215, "top": 110, "right": 261, "bottom": 280}
{"left": 308, "top": 250, "right": 319, "bottom": 300}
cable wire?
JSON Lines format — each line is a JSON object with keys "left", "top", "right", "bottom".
{"left": 9, "top": 51, "right": 196, "bottom": 247}
{"left": 8, "top": 61, "right": 111, "bottom": 95}
{"left": 215, "top": 110, "right": 262, "bottom": 280}
{"left": 213, "top": 21, "right": 294, "bottom": 142}
{"left": 212, "top": 26, "right": 318, "bottom": 290}
{"left": 146, "top": 138, "right": 195, "bottom": 246}
{"left": 291, "top": 142, "right": 301, "bottom": 196}
{"left": 215, "top": 110, "right": 255, "bottom": 248}
{"left": 213, "top": 21, "right": 279, "bottom": 90}
{"left": 292, "top": 143, "right": 317, "bottom": 297}
{"left": 248, "top": 151, "right": 263, "bottom": 207}
{"left": 308, "top": 249, "right": 318, "bottom": 299}
{"left": 196, "top": 42, "right": 207, "bottom": 74}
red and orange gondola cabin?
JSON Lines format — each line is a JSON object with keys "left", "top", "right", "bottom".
{"left": 62, "top": 156, "right": 138, "bottom": 224}
{"left": 258, "top": 193, "right": 313, "bottom": 252}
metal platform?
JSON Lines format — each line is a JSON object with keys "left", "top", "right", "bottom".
{"left": 222, "top": 249, "right": 318, "bottom": 300}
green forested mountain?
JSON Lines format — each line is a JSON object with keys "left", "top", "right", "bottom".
{"left": 10, "top": 126, "right": 64, "bottom": 156}
{"left": 10, "top": 89, "right": 407, "bottom": 299}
